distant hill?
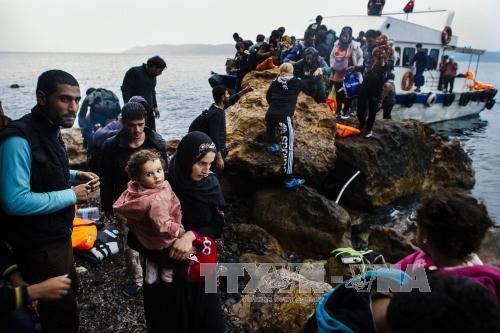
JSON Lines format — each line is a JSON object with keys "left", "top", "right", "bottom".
{"left": 451, "top": 51, "right": 500, "bottom": 63}
{"left": 124, "top": 44, "right": 235, "bottom": 55}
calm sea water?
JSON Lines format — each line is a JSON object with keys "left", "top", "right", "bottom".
{"left": 0, "top": 53, "right": 499, "bottom": 223}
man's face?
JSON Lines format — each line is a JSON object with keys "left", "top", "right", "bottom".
{"left": 305, "top": 35, "right": 315, "bottom": 46}
{"left": 366, "top": 37, "right": 376, "bottom": 48}
{"left": 122, "top": 118, "right": 145, "bottom": 140}
{"left": 147, "top": 66, "right": 165, "bottom": 77}
{"left": 37, "top": 84, "right": 81, "bottom": 128}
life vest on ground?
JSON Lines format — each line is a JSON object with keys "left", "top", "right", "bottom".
{"left": 336, "top": 123, "right": 360, "bottom": 137}
{"left": 72, "top": 217, "right": 97, "bottom": 250}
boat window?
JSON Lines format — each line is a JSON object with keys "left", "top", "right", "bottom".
{"left": 402, "top": 47, "right": 415, "bottom": 66}
{"left": 428, "top": 49, "right": 440, "bottom": 70}
{"left": 395, "top": 47, "right": 401, "bottom": 66}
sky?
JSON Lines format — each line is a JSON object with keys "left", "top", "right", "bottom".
{"left": 0, "top": 0, "right": 498, "bottom": 53}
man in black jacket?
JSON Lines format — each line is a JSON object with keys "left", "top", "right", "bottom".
{"left": 121, "top": 56, "right": 166, "bottom": 131}
{"left": 99, "top": 101, "right": 167, "bottom": 296}
{"left": 0, "top": 70, "right": 99, "bottom": 333}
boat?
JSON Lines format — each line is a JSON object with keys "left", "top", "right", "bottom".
{"left": 321, "top": 10, "right": 498, "bottom": 123}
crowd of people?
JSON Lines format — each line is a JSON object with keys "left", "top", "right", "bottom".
{"left": 0, "top": 12, "right": 498, "bottom": 333}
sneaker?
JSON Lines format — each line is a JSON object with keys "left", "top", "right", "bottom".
{"left": 363, "top": 130, "right": 373, "bottom": 139}
{"left": 414, "top": 88, "right": 421, "bottom": 93}
{"left": 284, "top": 177, "right": 305, "bottom": 189}
{"left": 340, "top": 112, "right": 349, "bottom": 120}
{"left": 266, "top": 144, "right": 280, "bottom": 153}
{"left": 122, "top": 283, "right": 142, "bottom": 297}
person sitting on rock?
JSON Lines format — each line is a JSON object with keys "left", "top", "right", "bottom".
{"left": 227, "top": 42, "right": 250, "bottom": 90}
{"left": 293, "top": 47, "right": 331, "bottom": 103}
{"left": 396, "top": 187, "right": 500, "bottom": 298}
{"left": 265, "top": 63, "right": 306, "bottom": 189}
{"left": 256, "top": 30, "right": 282, "bottom": 71}
{"left": 283, "top": 29, "right": 316, "bottom": 63}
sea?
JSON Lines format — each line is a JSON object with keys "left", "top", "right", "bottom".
{"left": 0, "top": 52, "right": 499, "bottom": 224}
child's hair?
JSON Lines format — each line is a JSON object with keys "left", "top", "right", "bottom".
{"left": 387, "top": 274, "right": 500, "bottom": 333}
{"left": 417, "top": 187, "right": 493, "bottom": 260}
{"left": 125, "top": 149, "right": 166, "bottom": 180}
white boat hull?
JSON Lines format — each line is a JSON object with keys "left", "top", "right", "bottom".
{"left": 390, "top": 99, "right": 486, "bottom": 123}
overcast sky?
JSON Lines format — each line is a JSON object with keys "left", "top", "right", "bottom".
{"left": 0, "top": 0, "right": 498, "bottom": 53}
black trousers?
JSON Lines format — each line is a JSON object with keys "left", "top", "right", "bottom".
{"left": 13, "top": 237, "right": 79, "bottom": 333}
{"left": 146, "top": 109, "right": 156, "bottom": 131}
{"left": 443, "top": 76, "right": 455, "bottom": 93}
{"left": 266, "top": 114, "right": 294, "bottom": 177}
{"left": 357, "top": 81, "right": 383, "bottom": 132}
{"left": 333, "top": 81, "right": 351, "bottom": 113}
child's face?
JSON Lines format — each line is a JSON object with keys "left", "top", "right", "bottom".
{"left": 137, "top": 159, "right": 165, "bottom": 189}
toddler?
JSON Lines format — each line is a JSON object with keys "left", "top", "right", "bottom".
{"left": 113, "top": 149, "right": 184, "bottom": 283}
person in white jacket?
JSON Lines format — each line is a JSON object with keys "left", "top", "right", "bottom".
{"left": 329, "top": 26, "right": 363, "bottom": 119}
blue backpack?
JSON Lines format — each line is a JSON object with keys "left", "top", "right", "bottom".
{"left": 343, "top": 72, "right": 361, "bottom": 98}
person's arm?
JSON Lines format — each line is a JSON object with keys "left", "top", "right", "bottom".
{"left": 317, "top": 58, "right": 332, "bottom": 76}
{"left": 99, "top": 140, "right": 115, "bottom": 214}
{"left": 121, "top": 68, "right": 134, "bottom": 104}
{"left": 0, "top": 137, "right": 77, "bottom": 216}
{"left": 207, "top": 111, "right": 222, "bottom": 153}
{"left": 148, "top": 193, "right": 183, "bottom": 238}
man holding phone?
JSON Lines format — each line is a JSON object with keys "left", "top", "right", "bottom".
{"left": 0, "top": 70, "right": 99, "bottom": 333}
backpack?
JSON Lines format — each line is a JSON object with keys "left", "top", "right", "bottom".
{"left": 188, "top": 109, "right": 210, "bottom": 133}
{"left": 89, "top": 88, "right": 121, "bottom": 121}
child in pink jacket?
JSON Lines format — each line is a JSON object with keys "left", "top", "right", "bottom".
{"left": 113, "top": 149, "right": 184, "bottom": 283}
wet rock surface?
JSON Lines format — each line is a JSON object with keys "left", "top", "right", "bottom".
{"left": 253, "top": 186, "right": 351, "bottom": 259}
{"left": 327, "top": 119, "right": 475, "bottom": 210}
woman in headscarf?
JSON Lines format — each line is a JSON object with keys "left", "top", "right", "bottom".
{"left": 130, "top": 131, "right": 225, "bottom": 333}
{"left": 329, "top": 26, "right": 364, "bottom": 119}
{"left": 293, "top": 47, "right": 331, "bottom": 102}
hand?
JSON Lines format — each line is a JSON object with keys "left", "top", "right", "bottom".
{"left": 153, "top": 107, "right": 160, "bottom": 119}
{"left": 76, "top": 172, "right": 100, "bottom": 192}
{"left": 169, "top": 231, "right": 196, "bottom": 261}
{"left": 243, "top": 85, "right": 253, "bottom": 93}
{"left": 26, "top": 275, "right": 71, "bottom": 301}
{"left": 216, "top": 153, "right": 224, "bottom": 171}
{"left": 72, "top": 184, "right": 92, "bottom": 203}
{"left": 313, "top": 68, "right": 323, "bottom": 77}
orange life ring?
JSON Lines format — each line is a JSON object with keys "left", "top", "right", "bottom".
{"left": 441, "top": 26, "right": 452, "bottom": 45}
{"left": 336, "top": 123, "right": 361, "bottom": 137}
{"left": 401, "top": 71, "right": 414, "bottom": 91}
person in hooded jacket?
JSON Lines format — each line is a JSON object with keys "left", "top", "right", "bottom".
{"left": 330, "top": 26, "right": 364, "bottom": 119}
{"left": 265, "top": 63, "right": 307, "bottom": 188}
{"left": 129, "top": 132, "right": 225, "bottom": 333}
{"left": 293, "top": 47, "right": 331, "bottom": 103}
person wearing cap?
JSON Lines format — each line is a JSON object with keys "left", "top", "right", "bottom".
{"left": 443, "top": 55, "right": 458, "bottom": 93}
{"left": 121, "top": 55, "right": 166, "bottom": 131}
{"left": 99, "top": 101, "right": 168, "bottom": 296}
{"left": 265, "top": 63, "right": 307, "bottom": 189}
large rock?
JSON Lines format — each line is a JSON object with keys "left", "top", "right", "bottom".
{"left": 62, "top": 128, "right": 87, "bottom": 169}
{"left": 238, "top": 224, "right": 286, "bottom": 258}
{"left": 327, "top": 119, "right": 475, "bottom": 209}
{"left": 368, "top": 226, "right": 418, "bottom": 263}
{"left": 253, "top": 186, "right": 351, "bottom": 258}
{"left": 226, "top": 70, "right": 337, "bottom": 186}
{"left": 229, "top": 269, "right": 331, "bottom": 333}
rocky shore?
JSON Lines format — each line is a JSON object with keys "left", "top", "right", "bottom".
{"left": 63, "top": 69, "right": 499, "bottom": 333}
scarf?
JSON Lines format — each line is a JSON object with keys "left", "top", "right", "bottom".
{"left": 167, "top": 131, "right": 225, "bottom": 207}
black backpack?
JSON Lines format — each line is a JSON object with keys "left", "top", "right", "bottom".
{"left": 89, "top": 88, "right": 121, "bottom": 120}
{"left": 188, "top": 109, "right": 210, "bottom": 133}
